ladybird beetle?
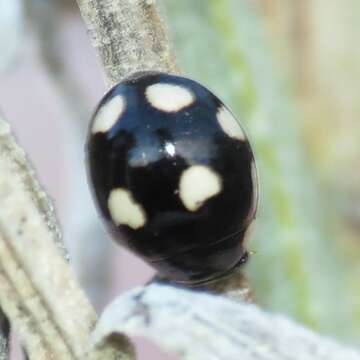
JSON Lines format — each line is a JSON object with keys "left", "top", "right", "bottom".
{"left": 86, "top": 72, "right": 258, "bottom": 284}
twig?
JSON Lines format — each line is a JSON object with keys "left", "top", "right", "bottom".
{"left": 75, "top": 0, "right": 179, "bottom": 87}
{"left": 92, "top": 283, "right": 360, "bottom": 360}
{"left": 0, "top": 3, "right": 24, "bottom": 358}
{"left": 0, "top": 112, "right": 67, "bottom": 260}
{"left": 0, "top": 115, "right": 133, "bottom": 359}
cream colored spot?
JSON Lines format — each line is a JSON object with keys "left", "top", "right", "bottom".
{"left": 108, "top": 188, "right": 146, "bottom": 229}
{"left": 145, "top": 83, "right": 194, "bottom": 112}
{"left": 179, "top": 165, "right": 222, "bottom": 211}
{"left": 217, "top": 106, "right": 245, "bottom": 140}
{"left": 92, "top": 96, "right": 125, "bottom": 134}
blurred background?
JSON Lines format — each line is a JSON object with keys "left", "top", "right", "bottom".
{"left": 1, "top": 0, "right": 360, "bottom": 358}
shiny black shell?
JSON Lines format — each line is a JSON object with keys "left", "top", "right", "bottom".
{"left": 86, "top": 72, "right": 258, "bottom": 284}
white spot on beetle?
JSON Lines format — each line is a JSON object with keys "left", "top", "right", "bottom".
{"left": 217, "top": 106, "right": 245, "bottom": 141}
{"left": 179, "top": 165, "right": 222, "bottom": 211}
{"left": 92, "top": 95, "right": 125, "bottom": 134}
{"left": 145, "top": 83, "right": 194, "bottom": 112}
{"left": 108, "top": 188, "right": 146, "bottom": 229}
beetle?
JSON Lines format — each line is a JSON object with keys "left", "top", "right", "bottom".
{"left": 86, "top": 71, "right": 258, "bottom": 284}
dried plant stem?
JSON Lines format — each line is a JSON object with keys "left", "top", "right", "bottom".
{"left": 93, "top": 283, "right": 360, "bottom": 360}
{"left": 75, "top": 0, "right": 179, "bottom": 87}
{"left": 0, "top": 116, "right": 133, "bottom": 359}
{"left": 0, "top": 115, "right": 67, "bottom": 260}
